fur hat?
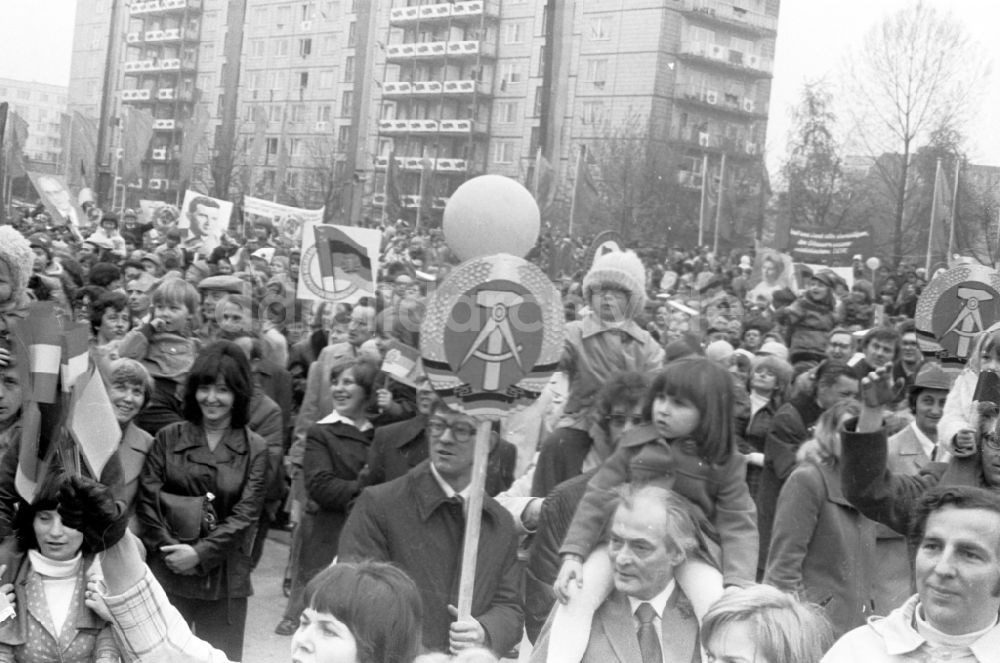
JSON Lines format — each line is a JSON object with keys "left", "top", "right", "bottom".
{"left": 583, "top": 250, "right": 647, "bottom": 319}
{"left": 0, "top": 227, "right": 35, "bottom": 296}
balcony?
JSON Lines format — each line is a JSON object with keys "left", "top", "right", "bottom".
{"left": 677, "top": 41, "right": 773, "bottom": 77}
{"left": 157, "top": 57, "right": 197, "bottom": 72}
{"left": 385, "top": 40, "right": 495, "bottom": 62}
{"left": 148, "top": 178, "right": 172, "bottom": 190}
{"left": 673, "top": 130, "right": 761, "bottom": 158}
{"left": 123, "top": 59, "right": 158, "bottom": 73}
{"left": 374, "top": 156, "right": 470, "bottom": 173}
{"left": 127, "top": 26, "right": 197, "bottom": 43}
{"left": 372, "top": 193, "right": 450, "bottom": 210}
{"left": 438, "top": 118, "right": 485, "bottom": 134}
{"left": 120, "top": 89, "right": 153, "bottom": 102}
{"left": 676, "top": 169, "right": 703, "bottom": 190}
{"left": 382, "top": 79, "right": 489, "bottom": 99}
{"left": 673, "top": 84, "right": 766, "bottom": 117}
{"left": 130, "top": 0, "right": 200, "bottom": 15}
{"left": 153, "top": 119, "right": 178, "bottom": 130}
{"left": 388, "top": 0, "right": 499, "bottom": 27}
{"left": 378, "top": 118, "right": 439, "bottom": 134}
{"left": 680, "top": 0, "right": 778, "bottom": 35}
{"left": 151, "top": 148, "right": 169, "bottom": 160}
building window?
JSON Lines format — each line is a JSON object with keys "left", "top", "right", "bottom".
{"left": 292, "top": 104, "right": 306, "bottom": 122}
{"left": 585, "top": 58, "right": 608, "bottom": 85}
{"left": 289, "top": 137, "right": 303, "bottom": 156}
{"left": 503, "top": 22, "right": 524, "bottom": 44}
{"left": 322, "top": 36, "right": 335, "bottom": 54}
{"left": 273, "top": 39, "right": 290, "bottom": 57}
{"left": 269, "top": 70, "right": 287, "bottom": 93}
{"left": 582, "top": 101, "right": 604, "bottom": 125}
{"left": 341, "top": 90, "right": 354, "bottom": 116}
{"left": 343, "top": 56, "right": 355, "bottom": 81}
{"left": 301, "top": 2, "right": 315, "bottom": 21}
{"left": 268, "top": 105, "right": 282, "bottom": 122}
{"left": 286, "top": 170, "right": 300, "bottom": 188}
{"left": 276, "top": 5, "right": 291, "bottom": 28}
{"left": 299, "top": 72, "right": 309, "bottom": 89}
{"left": 338, "top": 125, "right": 351, "bottom": 148}
{"left": 347, "top": 22, "right": 356, "bottom": 47}
{"left": 250, "top": 39, "right": 265, "bottom": 57}
{"left": 266, "top": 137, "right": 279, "bottom": 156}
{"left": 497, "top": 101, "right": 518, "bottom": 124}
{"left": 589, "top": 17, "right": 610, "bottom": 40}
{"left": 536, "top": 45, "right": 546, "bottom": 77}
{"left": 317, "top": 104, "right": 332, "bottom": 122}
{"left": 319, "top": 69, "right": 335, "bottom": 89}
{"left": 252, "top": 7, "right": 267, "bottom": 25}
{"left": 533, "top": 86, "right": 543, "bottom": 117}
{"left": 500, "top": 63, "right": 522, "bottom": 86}
{"left": 493, "top": 141, "right": 515, "bottom": 164}
{"left": 261, "top": 169, "right": 276, "bottom": 189}
{"left": 299, "top": 38, "right": 312, "bottom": 57}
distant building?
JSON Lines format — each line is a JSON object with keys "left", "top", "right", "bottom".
{"left": 69, "top": 0, "right": 780, "bottom": 239}
{"left": 0, "top": 77, "right": 69, "bottom": 166}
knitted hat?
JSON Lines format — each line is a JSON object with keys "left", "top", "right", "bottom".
{"left": 0, "top": 227, "right": 35, "bottom": 296}
{"left": 583, "top": 250, "right": 647, "bottom": 319}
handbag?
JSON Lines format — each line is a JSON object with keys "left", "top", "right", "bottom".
{"left": 159, "top": 491, "right": 217, "bottom": 543}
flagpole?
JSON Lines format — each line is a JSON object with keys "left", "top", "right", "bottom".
{"left": 713, "top": 153, "right": 726, "bottom": 255}
{"left": 568, "top": 146, "right": 583, "bottom": 238}
{"left": 947, "top": 159, "right": 961, "bottom": 260}
{"left": 532, "top": 146, "right": 542, "bottom": 196}
{"left": 698, "top": 153, "right": 709, "bottom": 247}
{"left": 925, "top": 158, "right": 941, "bottom": 274}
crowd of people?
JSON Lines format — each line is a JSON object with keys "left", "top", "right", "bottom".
{"left": 0, "top": 196, "right": 994, "bottom": 663}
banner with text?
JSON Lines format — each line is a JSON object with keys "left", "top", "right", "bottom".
{"left": 788, "top": 229, "right": 873, "bottom": 265}
{"left": 243, "top": 196, "right": 325, "bottom": 246}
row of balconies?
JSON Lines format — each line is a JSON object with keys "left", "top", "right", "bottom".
{"left": 385, "top": 40, "right": 495, "bottom": 62}
{"left": 678, "top": 41, "right": 773, "bottom": 76}
{"left": 125, "top": 27, "right": 199, "bottom": 44}
{"left": 679, "top": 130, "right": 760, "bottom": 155}
{"left": 372, "top": 193, "right": 449, "bottom": 210}
{"left": 130, "top": 0, "right": 201, "bottom": 16}
{"left": 120, "top": 87, "right": 193, "bottom": 102}
{"left": 373, "top": 155, "right": 469, "bottom": 173}
{"left": 675, "top": 85, "right": 765, "bottom": 115}
{"left": 388, "top": 0, "right": 499, "bottom": 26}
{"left": 680, "top": 0, "right": 778, "bottom": 34}
{"left": 125, "top": 178, "right": 172, "bottom": 190}
{"left": 123, "top": 58, "right": 196, "bottom": 74}
{"left": 382, "top": 79, "right": 490, "bottom": 98}
{"left": 378, "top": 118, "right": 486, "bottom": 135}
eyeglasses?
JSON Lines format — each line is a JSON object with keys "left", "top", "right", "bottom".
{"left": 605, "top": 414, "right": 645, "bottom": 427}
{"left": 427, "top": 418, "right": 476, "bottom": 442}
{"left": 983, "top": 436, "right": 1000, "bottom": 451}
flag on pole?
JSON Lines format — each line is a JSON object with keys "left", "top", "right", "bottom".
{"left": 28, "top": 303, "right": 61, "bottom": 404}
{"left": 385, "top": 151, "right": 403, "bottom": 223}
{"left": 68, "top": 111, "right": 99, "bottom": 188}
{"left": 313, "top": 224, "right": 375, "bottom": 294}
{"left": 178, "top": 102, "right": 210, "bottom": 186}
{"left": 380, "top": 339, "right": 422, "bottom": 387}
{"left": 926, "top": 160, "right": 952, "bottom": 271}
{"left": 570, "top": 144, "right": 599, "bottom": 233}
{"left": 68, "top": 366, "right": 122, "bottom": 479}
{"left": 61, "top": 322, "right": 90, "bottom": 392}
{"left": 532, "top": 148, "right": 557, "bottom": 213}
{"left": 120, "top": 106, "right": 155, "bottom": 184}
{"left": 4, "top": 111, "right": 29, "bottom": 179}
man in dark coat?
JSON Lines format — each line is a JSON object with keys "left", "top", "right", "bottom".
{"left": 339, "top": 400, "right": 523, "bottom": 657}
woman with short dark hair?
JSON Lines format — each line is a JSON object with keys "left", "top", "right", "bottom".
{"left": 136, "top": 340, "right": 268, "bottom": 661}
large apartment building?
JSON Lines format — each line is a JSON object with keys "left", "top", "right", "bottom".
{"left": 69, "top": 0, "right": 780, "bottom": 240}
{"left": 0, "top": 78, "right": 69, "bottom": 166}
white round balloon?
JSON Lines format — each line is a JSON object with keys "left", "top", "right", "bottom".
{"left": 865, "top": 257, "right": 881, "bottom": 271}
{"left": 442, "top": 175, "right": 540, "bottom": 261}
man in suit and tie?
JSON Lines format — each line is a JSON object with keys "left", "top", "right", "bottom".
{"left": 874, "top": 361, "right": 954, "bottom": 611}
{"left": 531, "top": 484, "right": 703, "bottom": 663}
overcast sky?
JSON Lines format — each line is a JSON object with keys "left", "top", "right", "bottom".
{"left": 2, "top": 0, "right": 999, "bottom": 176}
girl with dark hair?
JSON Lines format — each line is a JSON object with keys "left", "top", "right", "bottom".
{"left": 0, "top": 473, "right": 118, "bottom": 662}
{"left": 136, "top": 340, "right": 268, "bottom": 661}
{"left": 548, "top": 357, "right": 757, "bottom": 663}
{"left": 276, "top": 357, "right": 380, "bottom": 636}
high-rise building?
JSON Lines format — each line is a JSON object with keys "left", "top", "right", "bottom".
{"left": 69, "top": 0, "right": 780, "bottom": 241}
{"left": 0, "top": 78, "right": 69, "bottom": 166}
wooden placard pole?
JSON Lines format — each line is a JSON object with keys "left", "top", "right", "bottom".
{"left": 456, "top": 418, "right": 493, "bottom": 620}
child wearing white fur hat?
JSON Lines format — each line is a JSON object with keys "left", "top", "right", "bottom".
{"left": 0, "top": 227, "right": 36, "bottom": 333}
{"left": 531, "top": 250, "right": 664, "bottom": 497}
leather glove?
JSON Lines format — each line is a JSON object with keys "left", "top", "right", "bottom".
{"left": 57, "top": 475, "right": 129, "bottom": 553}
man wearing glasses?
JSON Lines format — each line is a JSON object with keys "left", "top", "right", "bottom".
{"left": 339, "top": 400, "right": 523, "bottom": 658}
